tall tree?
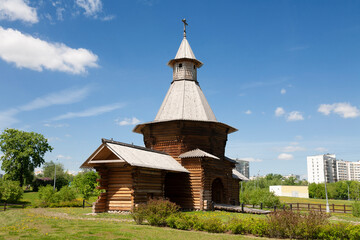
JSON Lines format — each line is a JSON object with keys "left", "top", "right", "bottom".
{"left": 43, "top": 161, "right": 65, "bottom": 178}
{"left": 0, "top": 129, "right": 53, "bottom": 186}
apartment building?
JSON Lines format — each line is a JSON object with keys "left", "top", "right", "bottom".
{"left": 307, "top": 154, "right": 337, "bottom": 183}
{"left": 235, "top": 159, "right": 250, "bottom": 179}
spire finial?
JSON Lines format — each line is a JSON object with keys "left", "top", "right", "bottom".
{"left": 182, "top": 18, "right": 188, "bottom": 38}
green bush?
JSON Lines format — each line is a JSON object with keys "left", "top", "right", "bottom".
{"left": 131, "top": 203, "right": 148, "bottom": 225}
{"left": 38, "top": 185, "right": 58, "bottom": 203}
{"left": 318, "top": 223, "right": 349, "bottom": 239}
{"left": 241, "top": 188, "right": 280, "bottom": 207}
{"left": 348, "top": 224, "right": 360, "bottom": 240}
{"left": 131, "top": 199, "right": 179, "bottom": 226}
{"left": 166, "top": 213, "right": 196, "bottom": 230}
{"left": 227, "top": 218, "right": 246, "bottom": 234}
{"left": 201, "top": 217, "right": 226, "bottom": 233}
{"left": 56, "top": 186, "right": 77, "bottom": 202}
{"left": 352, "top": 201, "right": 360, "bottom": 217}
{"left": 0, "top": 180, "right": 23, "bottom": 202}
{"left": 248, "top": 218, "right": 269, "bottom": 237}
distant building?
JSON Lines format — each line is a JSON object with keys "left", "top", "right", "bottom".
{"left": 270, "top": 185, "right": 309, "bottom": 198}
{"left": 284, "top": 174, "right": 300, "bottom": 180}
{"left": 235, "top": 159, "right": 249, "bottom": 179}
{"left": 336, "top": 160, "right": 360, "bottom": 181}
{"left": 307, "top": 154, "right": 337, "bottom": 183}
{"left": 0, "top": 173, "right": 3, "bottom": 179}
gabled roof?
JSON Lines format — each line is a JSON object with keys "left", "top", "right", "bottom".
{"left": 81, "top": 138, "right": 189, "bottom": 173}
{"left": 168, "top": 37, "right": 203, "bottom": 68}
{"left": 154, "top": 80, "right": 217, "bottom": 122}
{"left": 232, "top": 169, "right": 249, "bottom": 181}
{"left": 179, "top": 149, "right": 219, "bottom": 160}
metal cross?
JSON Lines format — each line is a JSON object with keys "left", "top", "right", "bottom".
{"left": 182, "top": 18, "right": 188, "bottom": 38}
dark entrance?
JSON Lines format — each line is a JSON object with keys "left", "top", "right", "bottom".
{"left": 212, "top": 178, "right": 224, "bottom": 203}
{"left": 164, "top": 172, "right": 191, "bottom": 208}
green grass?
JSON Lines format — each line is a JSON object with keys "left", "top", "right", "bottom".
{"left": 280, "top": 196, "right": 354, "bottom": 205}
{"left": 0, "top": 208, "right": 265, "bottom": 239}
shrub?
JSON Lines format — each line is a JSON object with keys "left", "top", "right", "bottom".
{"left": 242, "top": 188, "right": 280, "bottom": 207}
{"left": 348, "top": 224, "right": 360, "bottom": 240}
{"left": 201, "top": 217, "right": 226, "bottom": 233}
{"left": 227, "top": 218, "right": 246, "bottom": 234}
{"left": 144, "top": 199, "right": 179, "bottom": 226}
{"left": 318, "top": 223, "right": 349, "bottom": 239}
{"left": 38, "top": 185, "right": 58, "bottom": 203}
{"left": 56, "top": 186, "right": 77, "bottom": 202}
{"left": 131, "top": 199, "right": 179, "bottom": 226}
{"left": 0, "top": 180, "right": 23, "bottom": 202}
{"left": 300, "top": 211, "right": 329, "bottom": 239}
{"left": 352, "top": 201, "right": 360, "bottom": 217}
{"left": 166, "top": 213, "right": 196, "bottom": 230}
{"left": 131, "top": 203, "right": 148, "bottom": 225}
{"left": 248, "top": 218, "right": 269, "bottom": 237}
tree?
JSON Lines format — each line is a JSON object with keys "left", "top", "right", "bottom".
{"left": 43, "top": 161, "right": 65, "bottom": 178}
{"left": 72, "top": 171, "right": 99, "bottom": 200}
{"left": 0, "top": 129, "right": 53, "bottom": 186}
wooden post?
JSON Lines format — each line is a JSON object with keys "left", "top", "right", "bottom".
{"left": 332, "top": 204, "right": 335, "bottom": 213}
{"left": 344, "top": 204, "right": 346, "bottom": 213}
{"left": 241, "top": 203, "right": 244, "bottom": 212}
{"left": 290, "top": 204, "right": 292, "bottom": 211}
{"left": 260, "top": 203, "right": 263, "bottom": 209}
{"left": 4, "top": 203, "right": 6, "bottom": 211}
{"left": 83, "top": 199, "right": 85, "bottom": 208}
{"left": 308, "top": 203, "right": 310, "bottom": 211}
{"left": 253, "top": 204, "right": 255, "bottom": 208}
{"left": 319, "top": 204, "right": 322, "bottom": 212}
{"left": 283, "top": 204, "right": 285, "bottom": 210}
{"left": 274, "top": 206, "right": 277, "bottom": 212}
{"left": 297, "top": 203, "right": 299, "bottom": 210}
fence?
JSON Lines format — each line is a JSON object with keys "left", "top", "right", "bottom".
{"left": 239, "top": 202, "right": 352, "bottom": 214}
{"left": 0, "top": 203, "right": 28, "bottom": 211}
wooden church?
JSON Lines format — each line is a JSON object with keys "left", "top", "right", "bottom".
{"left": 81, "top": 21, "right": 247, "bottom": 213}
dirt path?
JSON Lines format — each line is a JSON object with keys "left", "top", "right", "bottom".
{"left": 28, "top": 208, "right": 133, "bottom": 222}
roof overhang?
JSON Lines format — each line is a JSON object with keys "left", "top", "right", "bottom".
{"left": 167, "top": 58, "right": 203, "bottom": 68}
{"left": 133, "top": 119, "right": 237, "bottom": 134}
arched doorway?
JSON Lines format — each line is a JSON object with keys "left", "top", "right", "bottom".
{"left": 212, "top": 178, "right": 224, "bottom": 203}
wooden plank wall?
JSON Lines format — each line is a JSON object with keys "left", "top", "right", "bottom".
{"left": 93, "top": 167, "right": 108, "bottom": 213}
{"left": 133, "top": 168, "right": 164, "bottom": 205}
{"left": 181, "top": 158, "right": 203, "bottom": 209}
{"left": 106, "top": 166, "right": 133, "bottom": 211}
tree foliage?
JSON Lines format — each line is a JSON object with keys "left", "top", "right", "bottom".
{"left": 0, "top": 129, "right": 53, "bottom": 186}
{"left": 41, "top": 161, "right": 72, "bottom": 190}
{"left": 309, "top": 181, "right": 360, "bottom": 200}
{"left": 72, "top": 171, "right": 99, "bottom": 200}
{"left": 0, "top": 180, "right": 23, "bottom": 202}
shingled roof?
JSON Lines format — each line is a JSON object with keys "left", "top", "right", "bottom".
{"left": 179, "top": 149, "right": 219, "bottom": 160}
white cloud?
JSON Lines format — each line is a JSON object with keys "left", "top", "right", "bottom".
{"left": 279, "top": 146, "right": 306, "bottom": 152}
{"left": 56, "top": 154, "right": 72, "bottom": 160}
{"left": 0, "top": 87, "right": 90, "bottom": 129}
{"left": 116, "top": 117, "right": 141, "bottom": 126}
{"left": 245, "top": 110, "right": 252, "bottom": 115}
{"left": 275, "top": 107, "right": 285, "bottom": 117}
{"left": 280, "top": 88, "right": 286, "bottom": 94}
{"left": 286, "top": 111, "right": 304, "bottom": 121}
{"left": 76, "top": 0, "right": 102, "bottom": 16}
{"left": 44, "top": 123, "right": 69, "bottom": 128}
{"left": 20, "top": 87, "right": 91, "bottom": 111}
{"left": 0, "top": 0, "right": 38, "bottom": 23}
{"left": 0, "top": 27, "right": 98, "bottom": 74}
{"left": 278, "top": 153, "right": 294, "bottom": 160}
{"left": 52, "top": 103, "right": 124, "bottom": 121}
{"left": 315, "top": 147, "right": 328, "bottom": 153}
{"left": 241, "top": 157, "right": 263, "bottom": 162}
{"left": 318, "top": 102, "right": 360, "bottom": 119}
{"left": 48, "top": 136, "right": 61, "bottom": 142}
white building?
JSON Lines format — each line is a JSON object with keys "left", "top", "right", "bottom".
{"left": 235, "top": 159, "right": 249, "bottom": 179}
{"left": 307, "top": 154, "right": 337, "bottom": 183}
{"left": 336, "top": 160, "right": 360, "bottom": 181}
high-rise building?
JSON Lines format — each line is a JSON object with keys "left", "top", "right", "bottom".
{"left": 307, "top": 154, "right": 337, "bottom": 183}
{"left": 336, "top": 160, "right": 360, "bottom": 181}
{"left": 307, "top": 154, "right": 360, "bottom": 183}
{"left": 235, "top": 159, "right": 249, "bottom": 179}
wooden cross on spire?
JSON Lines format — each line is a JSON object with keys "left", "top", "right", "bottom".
{"left": 182, "top": 18, "right": 188, "bottom": 38}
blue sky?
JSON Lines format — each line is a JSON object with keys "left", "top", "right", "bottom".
{"left": 0, "top": 0, "right": 359, "bottom": 178}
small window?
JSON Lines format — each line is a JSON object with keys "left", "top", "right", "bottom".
{"left": 179, "top": 63, "right": 182, "bottom": 68}
{"left": 193, "top": 65, "right": 196, "bottom": 69}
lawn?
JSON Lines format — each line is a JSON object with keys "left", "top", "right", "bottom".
{"left": 0, "top": 208, "right": 266, "bottom": 240}
{"left": 279, "top": 196, "right": 355, "bottom": 205}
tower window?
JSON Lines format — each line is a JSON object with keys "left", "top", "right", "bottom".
{"left": 178, "top": 64, "right": 182, "bottom": 68}
{"left": 193, "top": 65, "right": 195, "bottom": 69}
